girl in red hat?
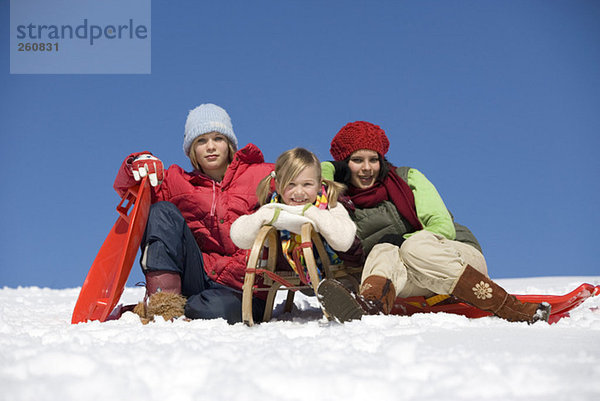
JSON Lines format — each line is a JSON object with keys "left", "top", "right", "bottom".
{"left": 318, "top": 121, "right": 550, "bottom": 324}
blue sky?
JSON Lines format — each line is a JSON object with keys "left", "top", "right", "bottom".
{"left": 1, "top": 1, "right": 599, "bottom": 289}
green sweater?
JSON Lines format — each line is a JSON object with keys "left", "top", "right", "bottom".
{"left": 321, "top": 162, "right": 482, "bottom": 254}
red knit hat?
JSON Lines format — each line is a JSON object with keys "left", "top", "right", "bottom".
{"left": 330, "top": 121, "right": 390, "bottom": 161}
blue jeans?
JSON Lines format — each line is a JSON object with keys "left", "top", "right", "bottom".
{"left": 141, "top": 201, "right": 265, "bottom": 324}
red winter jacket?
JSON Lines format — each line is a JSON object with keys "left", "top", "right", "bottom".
{"left": 114, "top": 143, "right": 274, "bottom": 292}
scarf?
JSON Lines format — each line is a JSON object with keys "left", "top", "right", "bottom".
{"left": 348, "top": 167, "right": 423, "bottom": 232}
{"left": 269, "top": 186, "right": 342, "bottom": 284}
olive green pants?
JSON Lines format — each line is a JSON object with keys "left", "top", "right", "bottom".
{"left": 361, "top": 230, "right": 488, "bottom": 297}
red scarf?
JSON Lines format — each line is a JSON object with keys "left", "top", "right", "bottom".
{"left": 348, "top": 167, "right": 423, "bottom": 231}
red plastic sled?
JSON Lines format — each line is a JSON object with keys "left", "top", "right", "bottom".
{"left": 71, "top": 177, "right": 151, "bottom": 324}
{"left": 390, "top": 283, "right": 600, "bottom": 324}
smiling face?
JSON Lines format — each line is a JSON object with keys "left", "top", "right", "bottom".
{"left": 192, "top": 132, "right": 231, "bottom": 180}
{"left": 347, "top": 149, "right": 381, "bottom": 189}
{"left": 280, "top": 165, "right": 320, "bottom": 206}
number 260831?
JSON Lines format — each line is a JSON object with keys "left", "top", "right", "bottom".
{"left": 18, "top": 43, "right": 59, "bottom": 52}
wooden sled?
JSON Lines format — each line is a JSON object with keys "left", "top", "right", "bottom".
{"left": 241, "top": 223, "right": 361, "bottom": 326}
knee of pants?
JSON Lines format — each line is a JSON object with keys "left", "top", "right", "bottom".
{"left": 362, "top": 243, "right": 407, "bottom": 292}
{"left": 363, "top": 243, "right": 403, "bottom": 278}
{"left": 144, "top": 202, "right": 188, "bottom": 242}
{"left": 148, "top": 201, "right": 185, "bottom": 225}
{"left": 399, "top": 231, "right": 439, "bottom": 265}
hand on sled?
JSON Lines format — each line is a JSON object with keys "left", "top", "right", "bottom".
{"left": 131, "top": 154, "right": 164, "bottom": 187}
{"left": 253, "top": 205, "right": 278, "bottom": 225}
{"left": 261, "top": 204, "right": 318, "bottom": 233}
{"left": 262, "top": 203, "right": 307, "bottom": 216}
{"left": 271, "top": 209, "right": 317, "bottom": 234}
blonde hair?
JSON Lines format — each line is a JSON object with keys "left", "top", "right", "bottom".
{"left": 256, "top": 147, "right": 345, "bottom": 207}
{"left": 188, "top": 134, "right": 237, "bottom": 171}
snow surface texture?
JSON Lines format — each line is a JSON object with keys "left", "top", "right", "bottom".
{"left": 1, "top": 276, "right": 600, "bottom": 401}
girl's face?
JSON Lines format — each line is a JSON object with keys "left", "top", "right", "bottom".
{"left": 348, "top": 149, "right": 381, "bottom": 189}
{"left": 280, "top": 165, "right": 320, "bottom": 206}
{"left": 193, "top": 132, "right": 230, "bottom": 179}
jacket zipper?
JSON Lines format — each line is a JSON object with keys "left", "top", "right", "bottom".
{"left": 210, "top": 181, "right": 218, "bottom": 218}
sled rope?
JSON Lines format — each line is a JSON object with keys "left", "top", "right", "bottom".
{"left": 292, "top": 241, "right": 315, "bottom": 285}
{"left": 245, "top": 268, "right": 299, "bottom": 291}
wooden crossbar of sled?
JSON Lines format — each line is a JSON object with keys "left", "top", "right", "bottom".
{"left": 241, "top": 223, "right": 361, "bottom": 326}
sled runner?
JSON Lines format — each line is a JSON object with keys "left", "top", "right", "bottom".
{"left": 390, "top": 283, "right": 600, "bottom": 324}
{"left": 241, "top": 223, "right": 361, "bottom": 326}
{"left": 71, "top": 177, "right": 151, "bottom": 324}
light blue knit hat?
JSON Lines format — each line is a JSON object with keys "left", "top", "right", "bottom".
{"left": 183, "top": 104, "right": 238, "bottom": 156}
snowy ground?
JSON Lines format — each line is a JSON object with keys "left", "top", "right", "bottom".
{"left": 1, "top": 276, "right": 599, "bottom": 401}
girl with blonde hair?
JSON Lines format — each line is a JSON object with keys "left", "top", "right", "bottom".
{"left": 231, "top": 147, "right": 364, "bottom": 285}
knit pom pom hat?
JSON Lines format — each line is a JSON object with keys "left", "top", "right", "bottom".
{"left": 330, "top": 121, "right": 390, "bottom": 161}
{"left": 183, "top": 104, "right": 238, "bottom": 156}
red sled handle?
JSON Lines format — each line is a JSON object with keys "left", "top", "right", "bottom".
{"left": 116, "top": 182, "right": 143, "bottom": 224}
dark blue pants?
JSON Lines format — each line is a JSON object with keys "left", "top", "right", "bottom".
{"left": 141, "top": 201, "right": 265, "bottom": 324}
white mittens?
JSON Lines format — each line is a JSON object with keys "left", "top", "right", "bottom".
{"left": 230, "top": 206, "right": 277, "bottom": 249}
{"left": 231, "top": 203, "right": 318, "bottom": 249}
{"left": 262, "top": 203, "right": 317, "bottom": 234}
{"left": 261, "top": 203, "right": 305, "bottom": 215}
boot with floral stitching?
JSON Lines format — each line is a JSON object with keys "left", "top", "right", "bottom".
{"left": 451, "top": 265, "right": 550, "bottom": 323}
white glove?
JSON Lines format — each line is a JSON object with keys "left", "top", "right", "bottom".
{"left": 230, "top": 206, "right": 277, "bottom": 249}
{"left": 253, "top": 205, "right": 277, "bottom": 226}
{"left": 271, "top": 209, "right": 317, "bottom": 234}
{"left": 131, "top": 154, "right": 164, "bottom": 187}
{"left": 262, "top": 203, "right": 309, "bottom": 216}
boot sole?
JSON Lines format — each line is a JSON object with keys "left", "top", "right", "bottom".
{"left": 317, "top": 279, "right": 365, "bottom": 323}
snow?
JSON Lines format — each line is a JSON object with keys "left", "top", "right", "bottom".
{"left": 1, "top": 276, "right": 600, "bottom": 401}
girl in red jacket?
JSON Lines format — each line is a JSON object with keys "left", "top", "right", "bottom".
{"left": 114, "top": 104, "right": 273, "bottom": 324}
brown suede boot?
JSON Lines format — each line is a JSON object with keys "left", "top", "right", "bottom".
{"left": 451, "top": 265, "right": 551, "bottom": 323}
{"left": 357, "top": 275, "right": 396, "bottom": 315}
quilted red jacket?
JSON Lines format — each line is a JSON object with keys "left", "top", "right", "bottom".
{"left": 114, "top": 143, "right": 274, "bottom": 292}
